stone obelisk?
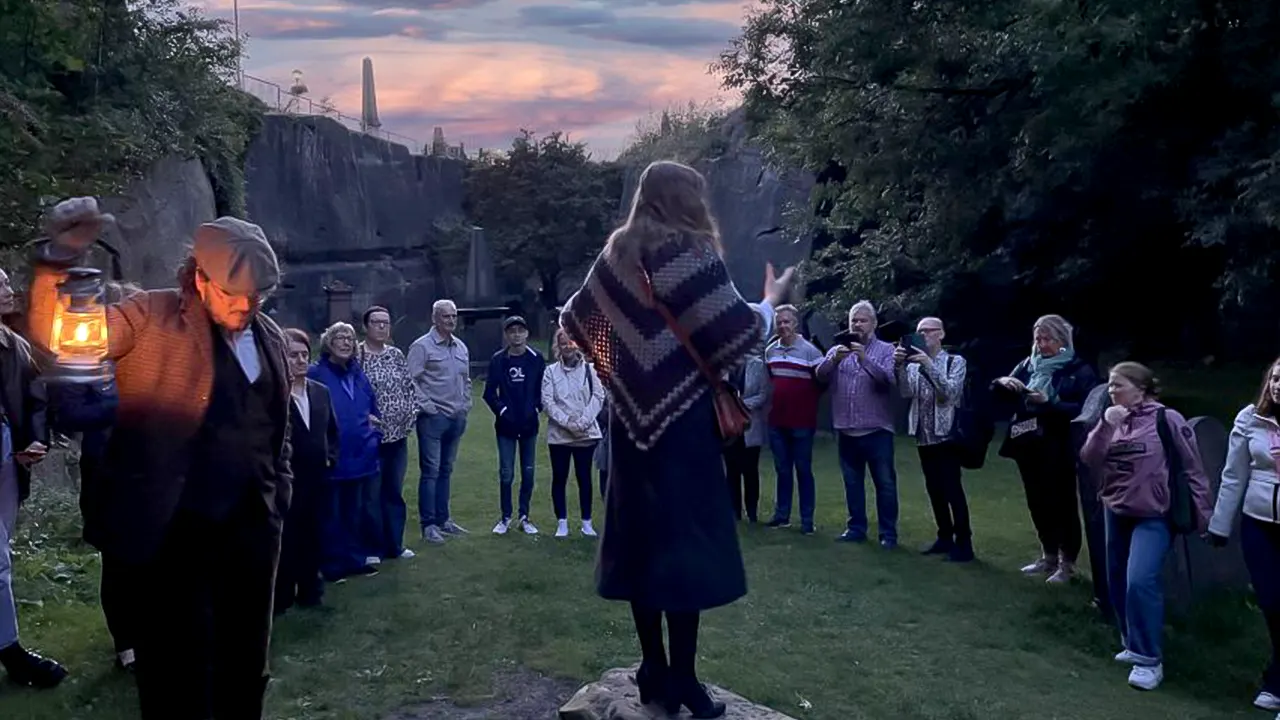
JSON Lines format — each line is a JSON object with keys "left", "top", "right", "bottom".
{"left": 361, "top": 57, "right": 381, "bottom": 132}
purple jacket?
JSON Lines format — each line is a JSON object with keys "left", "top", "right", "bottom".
{"left": 1080, "top": 401, "right": 1213, "bottom": 525}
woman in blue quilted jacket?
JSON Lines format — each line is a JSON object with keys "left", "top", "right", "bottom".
{"left": 309, "top": 322, "right": 381, "bottom": 582}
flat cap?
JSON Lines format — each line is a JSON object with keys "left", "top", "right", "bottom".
{"left": 192, "top": 217, "right": 280, "bottom": 295}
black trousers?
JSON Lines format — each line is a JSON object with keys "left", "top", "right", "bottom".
{"left": 100, "top": 552, "right": 144, "bottom": 655}
{"left": 918, "top": 442, "right": 970, "bottom": 543}
{"left": 275, "top": 483, "right": 324, "bottom": 612}
{"left": 134, "top": 492, "right": 282, "bottom": 720}
{"left": 1014, "top": 443, "right": 1083, "bottom": 562}
{"left": 722, "top": 439, "right": 761, "bottom": 521}
{"left": 1075, "top": 460, "right": 1112, "bottom": 620}
{"left": 550, "top": 443, "right": 596, "bottom": 521}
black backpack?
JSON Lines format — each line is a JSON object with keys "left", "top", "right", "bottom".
{"left": 1154, "top": 407, "right": 1198, "bottom": 535}
{"left": 946, "top": 355, "right": 995, "bottom": 470}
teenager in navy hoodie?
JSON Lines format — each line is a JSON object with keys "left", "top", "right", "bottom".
{"left": 483, "top": 316, "right": 545, "bottom": 535}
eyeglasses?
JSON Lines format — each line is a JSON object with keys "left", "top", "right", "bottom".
{"left": 367, "top": 320, "right": 390, "bottom": 328}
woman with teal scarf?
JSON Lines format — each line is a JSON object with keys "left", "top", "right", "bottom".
{"left": 994, "top": 315, "right": 1100, "bottom": 585}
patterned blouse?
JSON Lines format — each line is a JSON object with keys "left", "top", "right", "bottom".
{"left": 357, "top": 341, "right": 417, "bottom": 444}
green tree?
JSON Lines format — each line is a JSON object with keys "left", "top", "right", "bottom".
{"left": 716, "top": 0, "right": 1280, "bottom": 358}
{"left": 0, "top": 0, "right": 261, "bottom": 245}
{"left": 617, "top": 100, "right": 729, "bottom": 167}
{"left": 464, "top": 130, "right": 622, "bottom": 310}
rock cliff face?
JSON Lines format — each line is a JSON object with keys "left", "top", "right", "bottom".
{"left": 97, "top": 111, "right": 808, "bottom": 344}
{"left": 244, "top": 115, "right": 468, "bottom": 340}
{"left": 619, "top": 110, "right": 815, "bottom": 301}
{"left": 98, "top": 156, "right": 218, "bottom": 287}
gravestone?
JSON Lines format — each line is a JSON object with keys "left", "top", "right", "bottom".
{"left": 1165, "top": 415, "right": 1250, "bottom": 613}
{"left": 457, "top": 226, "right": 509, "bottom": 370}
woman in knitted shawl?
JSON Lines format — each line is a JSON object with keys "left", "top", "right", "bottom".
{"left": 561, "top": 160, "right": 792, "bottom": 718}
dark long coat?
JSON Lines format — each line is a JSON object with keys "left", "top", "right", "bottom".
{"left": 596, "top": 391, "right": 747, "bottom": 612}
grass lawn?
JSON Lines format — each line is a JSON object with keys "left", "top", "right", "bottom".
{"left": 0, "top": 382, "right": 1271, "bottom": 720}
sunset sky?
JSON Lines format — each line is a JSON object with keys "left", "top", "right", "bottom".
{"left": 195, "top": 0, "right": 750, "bottom": 157}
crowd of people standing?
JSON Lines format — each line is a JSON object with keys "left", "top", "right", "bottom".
{"left": 0, "top": 167, "right": 1278, "bottom": 720}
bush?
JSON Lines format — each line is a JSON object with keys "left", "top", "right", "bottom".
{"left": 0, "top": 0, "right": 262, "bottom": 245}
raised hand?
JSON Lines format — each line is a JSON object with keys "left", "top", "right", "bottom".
{"left": 45, "top": 197, "right": 112, "bottom": 252}
{"left": 764, "top": 263, "right": 797, "bottom": 307}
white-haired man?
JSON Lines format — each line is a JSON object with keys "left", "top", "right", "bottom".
{"left": 408, "top": 299, "right": 472, "bottom": 544}
{"left": 817, "top": 300, "right": 899, "bottom": 548}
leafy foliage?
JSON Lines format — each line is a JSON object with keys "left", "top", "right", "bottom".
{"left": 0, "top": 0, "right": 262, "bottom": 244}
{"left": 465, "top": 131, "right": 623, "bottom": 309}
{"left": 617, "top": 100, "right": 731, "bottom": 167}
{"left": 717, "top": 0, "right": 1280, "bottom": 359}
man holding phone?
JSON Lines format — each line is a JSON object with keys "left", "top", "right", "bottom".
{"left": 817, "top": 300, "right": 900, "bottom": 548}
{"left": 0, "top": 267, "right": 64, "bottom": 688}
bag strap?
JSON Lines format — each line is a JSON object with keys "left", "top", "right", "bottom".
{"left": 1155, "top": 407, "right": 1183, "bottom": 478}
{"left": 638, "top": 270, "right": 722, "bottom": 390}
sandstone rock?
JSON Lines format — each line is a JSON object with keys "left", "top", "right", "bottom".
{"left": 559, "top": 665, "right": 796, "bottom": 720}
{"left": 99, "top": 155, "right": 218, "bottom": 288}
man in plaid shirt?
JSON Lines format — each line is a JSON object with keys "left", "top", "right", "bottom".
{"left": 817, "top": 300, "right": 900, "bottom": 548}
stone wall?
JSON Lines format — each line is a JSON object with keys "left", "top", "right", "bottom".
{"left": 244, "top": 115, "right": 469, "bottom": 341}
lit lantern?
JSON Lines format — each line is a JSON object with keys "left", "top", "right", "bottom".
{"left": 48, "top": 267, "right": 111, "bottom": 383}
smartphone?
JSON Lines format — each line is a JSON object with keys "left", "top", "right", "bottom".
{"left": 899, "top": 332, "right": 926, "bottom": 354}
{"left": 832, "top": 329, "right": 859, "bottom": 348}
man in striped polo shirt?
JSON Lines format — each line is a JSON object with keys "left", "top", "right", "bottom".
{"left": 764, "top": 305, "right": 825, "bottom": 534}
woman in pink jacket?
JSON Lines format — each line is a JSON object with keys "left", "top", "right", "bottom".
{"left": 1080, "top": 362, "right": 1212, "bottom": 692}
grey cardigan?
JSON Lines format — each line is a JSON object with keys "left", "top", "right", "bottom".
{"left": 742, "top": 354, "right": 769, "bottom": 448}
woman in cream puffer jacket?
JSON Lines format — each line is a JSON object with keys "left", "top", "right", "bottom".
{"left": 1207, "top": 356, "right": 1280, "bottom": 715}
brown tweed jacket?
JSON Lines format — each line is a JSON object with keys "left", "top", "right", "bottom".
{"left": 26, "top": 249, "right": 293, "bottom": 563}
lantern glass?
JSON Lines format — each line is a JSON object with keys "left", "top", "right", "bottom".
{"left": 49, "top": 267, "right": 110, "bottom": 381}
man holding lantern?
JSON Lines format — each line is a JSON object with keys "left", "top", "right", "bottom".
{"left": 26, "top": 197, "right": 294, "bottom": 720}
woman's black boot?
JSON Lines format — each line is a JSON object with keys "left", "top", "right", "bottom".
{"left": 630, "top": 603, "right": 668, "bottom": 705}
{"left": 664, "top": 610, "right": 727, "bottom": 718}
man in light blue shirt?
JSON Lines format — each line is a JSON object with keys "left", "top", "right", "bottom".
{"left": 407, "top": 299, "right": 473, "bottom": 544}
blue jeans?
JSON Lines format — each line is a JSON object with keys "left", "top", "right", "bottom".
{"left": 838, "top": 430, "right": 899, "bottom": 542}
{"left": 497, "top": 433, "right": 537, "bottom": 520}
{"left": 376, "top": 439, "right": 409, "bottom": 556}
{"left": 769, "top": 427, "right": 816, "bottom": 526}
{"left": 0, "top": 425, "right": 18, "bottom": 649}
{"left": 1105, "top": 510, "right": 1172, "bottom": 665}
{"left": 417, "top": 413, "right": 467, "bottom": 529}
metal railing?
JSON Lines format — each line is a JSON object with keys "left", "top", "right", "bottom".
{"left": 240, "top": 73, "right": 423, "bottom": 153}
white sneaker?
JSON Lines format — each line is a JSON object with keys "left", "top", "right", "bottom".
{"left": 520, "top": 516, "right": 539, "bottom": 535}
{"left": 492, "top": 518, "right": 510, "bottom": 535}
{"left": 1114, "top": 649, "right": 1140, "bottom": 664}
{"left": 581, "top": 519, "right": 597, "bottom": 537}
{"left": 1255, "top": 691, "right": 1280, "bottom": 711}
{"left": 399, "top": 548, "right": 416, "bottom": 559}
{"left": 1128, "top": 664, "right": 1163, "bottom": 691}
{"left": 365, "top": 556, "right": 382, "bottom": 566}
{"left": 555, "top": 519, "right": 569, "bottom": 538}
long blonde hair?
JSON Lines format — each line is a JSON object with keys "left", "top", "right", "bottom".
{"left": 606, "top": 161, "right": 721, "bottom": 265}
